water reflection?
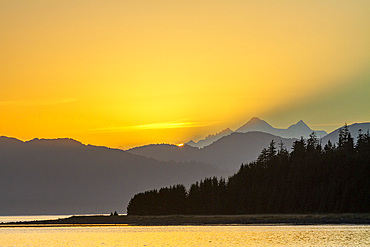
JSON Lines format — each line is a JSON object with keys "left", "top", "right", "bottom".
{"left": 0, "top": 225, "right": 369, "bottom": 246}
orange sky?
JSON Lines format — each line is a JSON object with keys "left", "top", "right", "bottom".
{"left": 1, "top": 1, "right": 369, "bottom": 149}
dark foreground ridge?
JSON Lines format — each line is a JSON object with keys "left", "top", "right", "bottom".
{"left": 1, "top": 214, "right": 370, "bottom": 227}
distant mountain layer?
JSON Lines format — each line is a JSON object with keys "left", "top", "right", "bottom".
{"left": 0, "top": 137, "right": 224, "bottom": 215}
{"left": 128, "top": 131, "right": 296, "bottom": 171}
{"left": 186, "top": 117, "right": 327, "bottom": 148}
{"left": 236, "top": 117, "right": 327, "bottom": 139}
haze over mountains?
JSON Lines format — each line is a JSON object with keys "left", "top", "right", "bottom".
{"left": 187, "top": 117, "right": 327, "bottom": 148}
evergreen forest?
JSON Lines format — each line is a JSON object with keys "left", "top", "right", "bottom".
{"left": 127, "top": 125, "right": 370, "bottom": 215}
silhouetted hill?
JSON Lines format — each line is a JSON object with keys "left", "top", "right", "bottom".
{"left": 236, "top": 117, "right": 327, "bottom": 138}
{"left": 322, "top": 122, "right": 370, "bottom": 145}
{"left": 128, "top": 132, "right": 295, "bottom": 171}
{"left": 0, "top": 137, "right": 224, "bottom": 215}
{"left": 186, "top": 128, "right": 233, "bottom": 148}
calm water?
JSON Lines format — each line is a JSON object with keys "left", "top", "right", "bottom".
{"left": 0, "top": 225, "right": 369, "bottom": 246}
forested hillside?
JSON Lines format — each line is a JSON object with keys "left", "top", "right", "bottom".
{"left": 127, "top": 125, "right": 370, "bottom": 215}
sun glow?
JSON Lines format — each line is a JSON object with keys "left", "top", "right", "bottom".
{"left": 177, "top": 143, "right": 184, "bottom": 147}
{"left": 0, "top": 1, "right": 369, "bottom": 148}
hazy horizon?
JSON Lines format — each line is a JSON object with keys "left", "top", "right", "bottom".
{"left": 1, "top": 118, "right": 367, "bottom": 150}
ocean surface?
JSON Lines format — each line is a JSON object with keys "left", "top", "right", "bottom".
{"left": 1, "top": 223, "right": 369, "bottom": 246}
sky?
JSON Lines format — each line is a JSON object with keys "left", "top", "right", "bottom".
{"left": 1, "top": 0, "right": 369, "bottom": 149}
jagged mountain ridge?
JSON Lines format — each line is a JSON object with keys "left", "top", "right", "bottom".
{"left": 236, "top": 117, "right": 327, "bottom": 139}
{"left": 187, "top": 117, "right": 327, "bottom": 148}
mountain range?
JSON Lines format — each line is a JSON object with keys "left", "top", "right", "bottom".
{"left": 187, "top": 117, "right": 327, "bottom": 148}
{"left": 1, "top": 118, "right": 368, "bottom": 215}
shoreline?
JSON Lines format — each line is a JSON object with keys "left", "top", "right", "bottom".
{"left": 1, "top": 213, "right": 370, "bottom": 227}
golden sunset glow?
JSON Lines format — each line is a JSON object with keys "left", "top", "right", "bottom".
{"left": 1, "top": 1, "right": 369, "bottom": 148}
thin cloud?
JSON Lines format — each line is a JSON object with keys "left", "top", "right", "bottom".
{"left": 92, "top": 121, "right": 212, "bottom": 133}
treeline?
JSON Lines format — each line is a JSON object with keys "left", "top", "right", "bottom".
{"left": 127, "top": 126, "right": 370, "bottom": 215}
